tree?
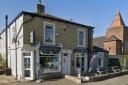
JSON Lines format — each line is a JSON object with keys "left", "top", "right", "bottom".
{"left": 0, "top": 54, "right": 5, "bottom": 69}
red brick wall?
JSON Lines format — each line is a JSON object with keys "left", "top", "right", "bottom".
{"left": 104, "top": 26, "right": 125, "bottom": 55}
{"left": 104, "top": 41, "right": 117, "bottom": 55}
{"left": 106, "top": 26, "right": 124, "bottom": 41}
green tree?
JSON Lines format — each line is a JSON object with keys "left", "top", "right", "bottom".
{"left": 0, "top": 54, "right": 5, "bottom": 69}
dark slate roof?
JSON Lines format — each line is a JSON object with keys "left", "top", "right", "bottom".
{"left": 0, "top": 11, "right": 94, "bottom": 35}
{"left": 104, "top": 35, "right": 121, "bottom": 42}
{"left": 93, "top": 36, "right": 105, "bottom": 48}
{"left": 93, "top": 46, "right": 109, "bottom": 52}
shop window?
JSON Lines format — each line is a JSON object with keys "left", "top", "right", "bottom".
{"left": 44, "top": 22, "right": 55, "bottom": 45}
{"left": 40, "top": 55, "right": 59, "bottom": 73}
{"left": 98, "top": 58, "right": 101, "bottom": 66}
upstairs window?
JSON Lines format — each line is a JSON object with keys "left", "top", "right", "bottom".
{"left": 78, "top": 29, "right": 85, "bottom": 47}
{"left": 44, "top": 22, "right": 55, "bottom": 45}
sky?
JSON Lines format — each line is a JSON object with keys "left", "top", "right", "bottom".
{"left": 0, "top": 0, "right": 128, "bottom": 37}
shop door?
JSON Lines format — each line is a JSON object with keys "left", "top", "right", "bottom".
{"left": 62, "top": 50, "right": 71, "bottom": 75}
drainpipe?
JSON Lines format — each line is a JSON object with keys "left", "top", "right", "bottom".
{"left": 5, "top": 15, "right": 8, "bottom": 69}
{"left": 87, "top": 26, "right": 94, "bottom": 73}
{"left": 14, "top": 21, "right": 18, "bottom": 79}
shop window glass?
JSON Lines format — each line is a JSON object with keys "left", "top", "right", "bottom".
{"left": 40, "top": 55, "right": 59, "bottom": 72}
{"left": 98, "top": 58, "right": 101, "bottom": 66}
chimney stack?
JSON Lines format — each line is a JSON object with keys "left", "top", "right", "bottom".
{"left": 36, "top": 0, "right": 45, "bottom": 14}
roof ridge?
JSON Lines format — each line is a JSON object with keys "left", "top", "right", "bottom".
{"left": 104, "top": 35, "right": 121, "bottom": 42}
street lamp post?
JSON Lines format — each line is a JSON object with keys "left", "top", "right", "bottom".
{"left": 5, "top": 15, "right": 8, "bottom": 69}
{"left": 5, "top": 15, "right": 11, "bottom": 76}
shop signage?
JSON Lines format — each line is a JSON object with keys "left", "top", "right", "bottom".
{"left": 74, "top": 47, "right": 87, "bottom": 53}
{"left": 39, "top": 45, "right": 61, "bottom": 54}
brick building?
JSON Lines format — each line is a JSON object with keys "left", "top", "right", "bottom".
{"left": 104, "top": 11, "right": 128, "bottom": 56}
{"left": 94, "top": 11, "right": 128, "bottom": 68}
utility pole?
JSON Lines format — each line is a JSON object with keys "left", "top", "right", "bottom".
{"left": 5, "top": 15, "right": 11, "bottom": 76}
{"left": 5, "top": 15, "right": 8, "bottom": 68}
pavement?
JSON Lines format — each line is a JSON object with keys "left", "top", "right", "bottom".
{"left": 0, "top": 75, "right": 128, "bottom": 85}
{"left": 0, "top": 75, "right": 16, "bottom": 85}
{"left": 0, "top": 78, "right": 78, "bottom": 85}
{"left": 87, "top": 74, "right": 128, "bottom": 85}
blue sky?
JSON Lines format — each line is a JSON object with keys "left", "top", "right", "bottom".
{"left": 0, "top": 0, "right": 128, "bottom": 37}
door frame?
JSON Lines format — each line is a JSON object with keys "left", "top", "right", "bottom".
{"left": 22, "top": 51, "right": 34, "bottom": 80}
{"left": 62, "top": 49, "right": 72, "bottom": 75}
{"left": 75, "top": 53, "right": 87, "bottom": 73}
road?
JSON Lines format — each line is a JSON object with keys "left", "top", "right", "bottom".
{"left": 1, "top": 75, "right": 128, "bottom": 85}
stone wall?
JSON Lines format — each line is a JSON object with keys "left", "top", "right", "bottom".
{"left": 23, "top": 13, "right": 91, "bottom": 75}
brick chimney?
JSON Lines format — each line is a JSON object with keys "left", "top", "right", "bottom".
{"left": 36, "top": 0, "right": 45, "bottom": 14}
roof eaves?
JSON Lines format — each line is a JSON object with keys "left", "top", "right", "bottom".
{"left": 22, "top": 11, "right": 94, "bottom": 29}
{"left": 0, "top": 11, "right": 94, "bottom": 35}
{"left": 0, "top": 11, "right": 24, "bottom": 35}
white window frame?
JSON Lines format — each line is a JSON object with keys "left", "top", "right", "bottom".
{"left": 75, "top": 53, "right": 87, "bottom": 73}
{"left": 44, "top": 22, "right": 55, "bottom": 45}
{"left": 77, "top": 29, "right": 85, "bottom": 47}
{"left": 22, "top": 51, "right": 34, "bottom": 80}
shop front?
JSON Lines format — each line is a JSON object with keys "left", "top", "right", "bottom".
{"left": 39, "top": 45, "right": 62, "bottom": 78}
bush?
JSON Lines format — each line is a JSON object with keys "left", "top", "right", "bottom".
{"left": 0, "top": 54, "right": 5, "bottom": 69}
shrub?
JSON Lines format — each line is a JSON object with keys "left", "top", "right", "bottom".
{"left": 0, "top": 54, "right": 5, "bottom": 69}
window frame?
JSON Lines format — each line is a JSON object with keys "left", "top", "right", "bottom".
{"left": 77, "top": 29, "right": 86, "bottom": 47}
{"left": 44, "top": 22, "right": 55, "bottom": 45}
{"left": 39, "top": 54, "right": 61, "bottom": 73}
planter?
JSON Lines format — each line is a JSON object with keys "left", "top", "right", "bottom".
{"left": 5, "top": 68, "right": 12, "bottom": 76}
{"left": 0, "top": 70, "right": 4, "bottom": 75}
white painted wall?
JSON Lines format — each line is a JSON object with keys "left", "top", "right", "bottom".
{"left": 0, "top": 15, "right": 23, "bottom": 79}
{"left": 0, "top": 32, "right": 6, "bottom": 59}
